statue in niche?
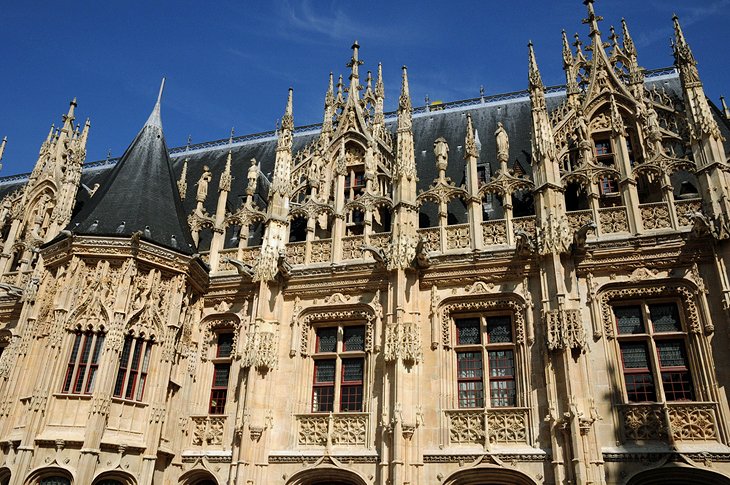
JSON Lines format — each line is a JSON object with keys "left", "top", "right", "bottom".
{"left": 495, "top": 122, "right": 509, "bottom": 163}
{"left": 247, "top": 159, "right": 259, "bottom": 196}
{"left": 434, "top": 137, "right": 449, "bottom": 173}
{"left": 196, "top": 166, "right": 213, "bottom": 203}
{"left": 307, "top": 157, "right": 321, "bottom": 189}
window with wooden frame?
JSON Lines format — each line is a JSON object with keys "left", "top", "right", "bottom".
{"left": 61, "top": 330, "right": 105, "bottom": 395}
{"left": 454, "top": 314, "right": 516, "bottom": 409}
{"left": 113, "top": 335, "right": 152, "bottom": 401}
{"left": 312, "top": 324, "right": 366, "bottom": 413}
{"left": 209, "top": 332, "right": 234, "bottom": 415}
{"left": 613, "top": 300, "right": 695, "bottom": 403}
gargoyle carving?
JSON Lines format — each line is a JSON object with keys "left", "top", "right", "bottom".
{"left": 514, "top": 229, "right": 535, "bottom": 257}
{"left": 360, "top": 244, "right": 387, "bottom": 265}
{"left": 222, "top": 257, "right": 255, "bottom": 277}
{"left": 413, "top": 237, "right": 431, "bottom": 269}
{"left": 572, "top": 221, "right": 597, "bottom": 254}
{"left": 277, "top": 250, "right": 292, "bottom": 279}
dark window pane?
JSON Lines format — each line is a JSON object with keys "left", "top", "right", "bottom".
{"left": 490, "top": 379, "right": 516, "bottom": 407}
{"left": 662, "top": 371, "right": 694, "bottom": 401}
{"left": 457, "top": 352, "right": 483, "bottom": 379}
{"left": 209, "top": 388, "right": 227, "bottom": 414}
{"left": 316, "top": 328, "right": 337, "bottom": 353}
{"left": 342, "top": 358, "right": 363, "bottom": 382}
{"left": 488, "top": 350, "right": 514, "bottom": 378}
{"left": 456, "top": 318, "right": 481, "bottom": 345}
{"left": 625, "top": 373, "right": 656, "bottom": 402}
{"left": 486, "top": 316, "right": 512, "bottom": 343}
{"left": 650, "top": 303, "right": 682, "bottom": 333}
{"left": 615, "top": 306, "right": 644, "bottom": 334}
{"left": 620, "top": 342, "right": 650, "bottom": 369}
{"left": 91, "top": 334, "right": 105, "bottom": 364}
{"left": 213, "top": 364, "right": 230, "bottom": 387}
{"left": 657, "top": 340, "right": 689, "bottom": 368}
{"left": 458, "top": 380, "right": 484, "bottom": 408}
{"left": 217, "top": 333, "right": 234, "bottom": 358}
{"left": 314, "top": 360, "right": 335, "bottom": 383}
{"left": 340, "top": 385, "right": 363, "bottom": 411}
{"left": 312, "top": 386, "right": 334, "bottom": 412}
{"left": 343, "top": 326, "right": 365, "bottom": 352}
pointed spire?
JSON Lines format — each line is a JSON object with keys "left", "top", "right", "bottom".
{"left": 272, "top": 89, "right": 294, "bottom": 198}
{"left": 375, "top": 63, "right": 384, "bottom": 99}
{"left": 464, "top": 114, "right": 478, "bottom": 159}
{"left": 0, "top": 136, "right": 6, "bottom": 170}
{"left": 322, "top": 73, "right": 335, "bottom": 136}
{"left": 46, "top": 124, "right": 55, "bottom": 144}
{"left": 562, "top": 30, "right": 573, "bottom": 66}
{"left": 336, "top": 74, "right": 345, "bottom": 106}
{"left": 399, "top": 66, "right": 412, "bottom": 114}
{"left": 178, "top": 159, "right": 188, "bottom": 200}
{"left": 621, "top": 18, "right": 636, "bottom": 57}
{"left": 145, "top": 78, "right": 165, "bottom": 128}
{"left": 673, "top": 14, "right": 701, "bottom": 86}
{"left": 582, "top": 0, "right": 603, "bottom": 38}
{"left": 528, "top": 41, "right": 543, "bottom": 90}
{"left": 68, "top": 79, "right": 196, "bottom": 253}
{"left": 346, "top": 40, "right": 363, "bottom": 97}
{"left": 220, "top": 147, "right": 232, "bottom": 193}
{"left": 280, "top": 87, "right": 294, "bottom": 134}
{"left": 326, "top": 72, "right": 335, "bottom": 107}
{"left": 721, "top": 96, "right": 730, "bottom": 120}
{"left": 80, "top": 118, "right": 91, "bottom": 147}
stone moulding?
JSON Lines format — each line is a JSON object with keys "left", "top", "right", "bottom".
{"left": 598, "top": 280, "right": 705, "bottom": 339}
{"left": 439, "top": 294, "right": 527, "bottom": 349}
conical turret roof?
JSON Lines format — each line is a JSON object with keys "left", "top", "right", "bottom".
{"left": 69, "top": 81, "right": 196, "bottom": 254}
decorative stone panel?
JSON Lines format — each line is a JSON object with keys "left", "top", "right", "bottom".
{"left": 512, "top": 216, "right": 537, "bottom": 238}
{"left": 598, "top": 206, "right": 630, "bottom": 233}
{"left": 675, "top": 198, "right": 703, "bottom": 227}
{"left": 286, "top": 241, "right": 306, "bottom": 265}
{"left": 567, "top": 210, "right": 593, "bottom": 233}
{"left": 342, "top": 235, "right": 364, "bottom": 260}
{"left": 310, "top": 240, "right": 332, "bottom": 263}
{"left": 620, "top": 402, "right": 717, "bottom": 442}
{"left": 445, "top": 408, "right": 529, "bottom": 445}
{"left": 296, "top": 413, "right": 368, "bottom": 447}
{"left": 417, "top": 227, "right": 440, "bottom": 253}
{"left": 446, "top": 224, "right": 470, "bottom": 250}
{"left": 482, "top": 220, "right": 507, "bottom": 245}
{"left": 639, "top": 202, "right": 672, "bottom": 230}
{"left": 545, "top": 308, "right": 585, "bottom": 351}
{"left": 191, "top": 415, "right": 226, "bottom": 446}
{"left": 383, "top": 322, "right": 422, "bottom": 363}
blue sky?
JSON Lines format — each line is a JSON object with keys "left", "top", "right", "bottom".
{"left": 1, "top": 1, "right": 728, "bottom": 175}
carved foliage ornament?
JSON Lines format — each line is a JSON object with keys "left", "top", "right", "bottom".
{"left": 299, "top": 308, "right": 375, "bottom": 356}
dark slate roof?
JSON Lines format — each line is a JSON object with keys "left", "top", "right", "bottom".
{"left": 67, "top": 92, "right": 196, "bottom": 254}
{"left": 0, "top": 69, "right": 721, "bottom": 248}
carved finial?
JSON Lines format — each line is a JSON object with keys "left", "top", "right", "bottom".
{"left": 464, "top": 114, "right": 478, "bottom": 159}
{"left": 281, "top": 87, "right": 294, "bottom": 132}
{"left": 64, "top": 97, "right": 77, "bottom": 123}
{"left": 399, "top": 66, "right": 411, "bottom": 113}
{"left": 573, "top": 33, "right": 584, "bottom": 55}
{"left": 347, "top": 40, "right": 363, "bottom": 83}
{"left": 336, "top": 74, "right": 344, "bottom": 106}
{"left": 220, "top": 139, "right": 233, "bottom": 193}
{"left": 562, "top": 30, "right": 573, "bottom": 65}
{"left": 178, "top": 159, "right": 188, "bottom": 200}
{"left": 375, "top": 63, "right": 384, "bottom": 98}
{"left": 609, "top": 25, "right": 618, "bottom": 48}
{"left": 46, "top": 124, "right": 55, "bottom": 144}
{"left": 480, "top": 85, "right": 485, "bottom": 99}
{"left": 528, "top": 41, "right": 543, "bottom": 89}
{"left": 365, "top": 70, "right": 373, "bottom": 93}
{"left": 609, "top": 94, "right": 625, "bottom": 136}
{"left": 229, "top": 127, "right": 235, "bottom": 145}
{"left": 582, "top": 0, "right": 603, "bottom": 37}
{"left": 621, "top": 18, "right": 636, "bottom": 56}
{"left": 721, "top": 96, "right": 730, "bottom": 119}
{"left": 80, "top": 118, "right": 91, "bottom": 146}
{"left": 0, "top": 136, "right": 6, "bottom": 171}
{"left": 673, "top": 14, "right": 702, "bottom": 87}
{"left": 186, "top": 134, "right": 192, "bottom": 150}
{"left": 325, "top": 72, "right": 334, "bottom": 107}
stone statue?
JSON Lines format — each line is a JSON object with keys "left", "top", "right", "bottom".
{"left": 307, "top": 158, "right": 320, "bottom": 188}
{"left": 495, "top": 122, "right": 509, "bottom": 163}
{"left": 196, "top": 166, "right": 213, "bottom": 203}
{"left": 247, "top": 159, "right": 259, "bottom": 195}
{"left": 434, "top": 137, "right": 449, "bottom": 173}
{"left": 575, "top": 113, "right": 589, "bottom": 143}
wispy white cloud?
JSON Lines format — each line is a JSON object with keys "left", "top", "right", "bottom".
{"left": 635, "top": 0, "right": 730, "bottom": 48}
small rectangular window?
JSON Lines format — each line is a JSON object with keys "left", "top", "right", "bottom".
{"left": 62, "top": 331, "right": 105, "bottom": 395}
{"left": 113, "top": 336, "right": 151, "bottom": 402}
{"left": 316, "top": 328, "right": 337, "bottom": 353}
{"left": 456, "top": 318, "right": 481, "bottom": 345}
{"left": 216, "top": 333, "right": 234, "bottom": 358}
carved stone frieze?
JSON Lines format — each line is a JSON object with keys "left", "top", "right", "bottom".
{"left": 383, "top": 322, "right": 422, "bottom": 363}
{"left": 440, "top": 297, "right": 526, "bottom": 349}
{"left": 545, "top": 308, "right": 586, "bottom": 352}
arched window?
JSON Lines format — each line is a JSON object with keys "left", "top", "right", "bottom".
{"left": 62, "top": 329, "right": 105, "bottom": 395}
{"left": 113, "top": 334, "right": 153, "bottom": 401}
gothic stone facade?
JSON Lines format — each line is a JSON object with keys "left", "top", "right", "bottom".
{"left": 1, "top": 3, "right": 730, "bottom": 485}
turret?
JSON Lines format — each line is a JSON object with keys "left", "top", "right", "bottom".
{"left": 393, "top": 66, "right": 416, "bottom": 206}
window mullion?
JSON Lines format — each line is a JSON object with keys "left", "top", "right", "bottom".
{"left": 334, "top": 355, "right": 342, "bottom": 412}
{"left": 80, "top": 333, "right": 96, "bottom": 393}
{"left": 122, "top": 337, "right": 137, "bottom": 399}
